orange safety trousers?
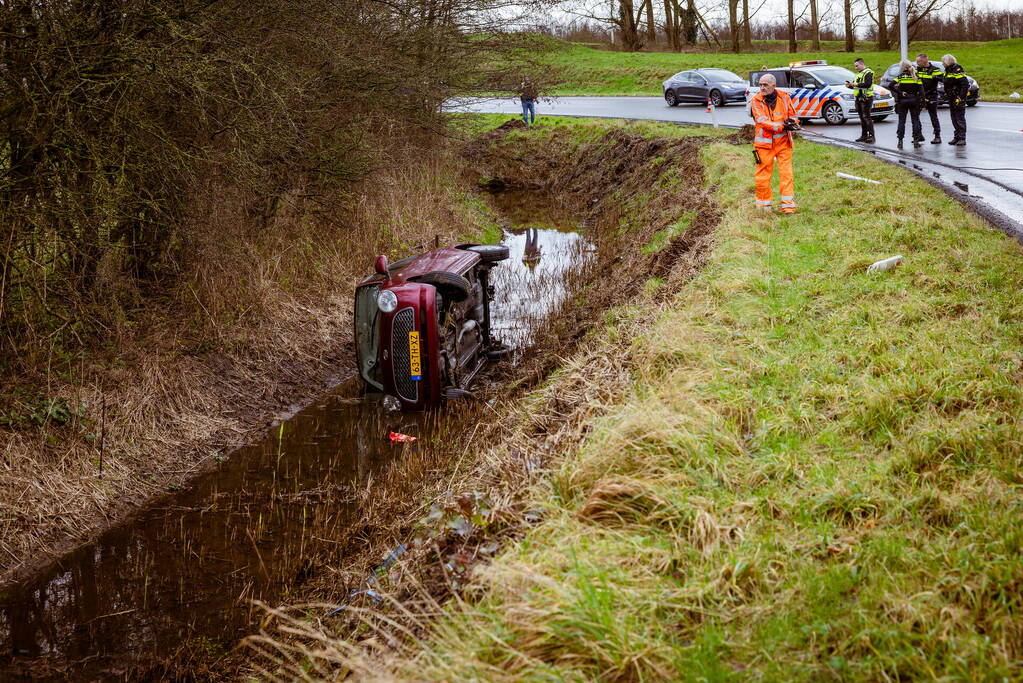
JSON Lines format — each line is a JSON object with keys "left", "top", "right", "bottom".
{"left": 755, "top": 145, "right": 795, "bottom": 213}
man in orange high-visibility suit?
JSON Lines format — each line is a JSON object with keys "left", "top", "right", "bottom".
{"left": 750, "top": 73, "right": 799, "bottom": 214}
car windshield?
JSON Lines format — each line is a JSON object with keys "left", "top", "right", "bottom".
{"left": 809, "top": 66, "right": 857, "bottom": 85}
{"left": 700, "top": 69, "right": 744, "bottom": 82}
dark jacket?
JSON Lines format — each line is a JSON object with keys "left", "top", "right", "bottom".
{"left": 520, "top": 82, "right": 538, "bottom": 103}
{"left": 943, "top": 63, "right": 969, "bottom": 103}
{"left": 892, "top": 72, "right": 923, "bottom": 102}
{"left": 915, "top": 63, "right": 941, "bottom": 97}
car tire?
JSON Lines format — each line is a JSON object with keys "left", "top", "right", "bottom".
{"left": 710, "top": 90, "right": 724, "bottom": 107}
{"left": 822, "top": 101, "right": 846, "bottom": 125}
{"left": 412, "top": 271, "right": 472, "bottom": 301}
{"left": 966, "top": 100, "right": 977, "bottom": 107}
{"left": 872, "top": 115, "right": 889, "bottom": 121}
{"left": 664, "top": 90, "right": 679, "bottom": 107}
{"left": 465, "top": 244, "right": 509, "bottom": 263}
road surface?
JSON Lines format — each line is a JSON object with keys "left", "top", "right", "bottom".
{"left": 452, "top": 96, "right": 1023, "bottom": 237}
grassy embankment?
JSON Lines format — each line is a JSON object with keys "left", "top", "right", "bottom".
{"left": 540, "top": 38, "right": 1023, "bottom": 101}
{"left": 370, "top": 118, "right": 1023, "bottom": 679}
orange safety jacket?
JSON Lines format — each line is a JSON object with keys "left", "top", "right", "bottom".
{"left": 750, "top": 90, "right": 797, "bottom": 149}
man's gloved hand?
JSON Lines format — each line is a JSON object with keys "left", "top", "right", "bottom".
{"left": 783, "top": 118, "right": 800, "bottom": 131}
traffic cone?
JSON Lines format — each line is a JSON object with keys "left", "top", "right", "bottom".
{"left": 707, "top": 97, "right": 718, "bottom": 128}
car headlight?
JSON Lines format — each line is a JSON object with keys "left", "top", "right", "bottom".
{"left": 377, "top": 289, "right": 398, "bottom": 313}
{"left": 841, "top": 93, "right": 855, "bottom": 100}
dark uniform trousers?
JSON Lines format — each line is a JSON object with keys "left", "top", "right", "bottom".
{"left": 896, "top": 97, "right": 923, "bottom": 140}
{"left": 855, "top": 97, "right": 874, "bottom": 139}
{"left": 950, "top": 104, "right": 967, "bottom": 142}
{"left": 922, "top": 100, "right": 940, "bottom": 136}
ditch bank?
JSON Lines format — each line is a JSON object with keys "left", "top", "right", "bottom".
{"left": 238, "top": 119, "right": 729, "bottom": 679}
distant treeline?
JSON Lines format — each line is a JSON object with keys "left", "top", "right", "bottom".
{"left": 545, "top": 2, "right": 1022, "bottom": 52}
{"left": 0, "top": 0, "right": 544, "bottom": 371}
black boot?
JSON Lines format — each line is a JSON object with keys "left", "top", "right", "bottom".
{"left": 897, "top": 138, "right": 904, "bottom": 148}
{"left": 953, "top": 139, "right": 966, "bottom": 146}
{"left": 913, "top": 140, "right": 922, "bottom": 148}
{"left": 864, "top": 137, "right": 875, "bottom": 144}
{"left": 855, "top": 136, "right": 866, "bottom": 142}
{"left": 948, "top": 138, "right": 958, "bottom": 145}
{"left": 931, "top": 135, "right": 941, "bottom": 144}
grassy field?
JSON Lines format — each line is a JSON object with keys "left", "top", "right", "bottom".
{"left": 538, "top": 38, "right": 1023, "bottom": 101}
{"left": 385, "top": 118, "right": 1023, "bottom": 679}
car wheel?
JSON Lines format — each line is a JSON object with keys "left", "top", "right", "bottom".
{"left": 709, "top": 90, "right": 724, "bottom": 107}
{"left": 465, "top": 244, "right": 509, "bottom": 263}
{"left": 966, "top": 100, "right": 977, "bottom": 107}
{"left": 872, "top": 115, "right": 889, "bottom": 121}
{"left": 664, "top": 90, "right": 679, "bottom": 107}
{"left": 412, "top": 271, "right": 472, "bottom": 301}
{"left": 822, "top": 101, "right": 846, "bottom": 125}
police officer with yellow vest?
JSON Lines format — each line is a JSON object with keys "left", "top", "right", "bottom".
{"left": 915, "top": 53, "right": 942, "bottom": 144}
{"left": 942, "top": 54, "right": 969, "bottom": 146}
{"left": 845, "top": 58, "right": 875, "bottom": 144}
{"left": 892, "top": 61, "right": 924, "bottom": 148}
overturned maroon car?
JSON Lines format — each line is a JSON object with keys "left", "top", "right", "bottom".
{"left": 355, "top": 243, "right": 510, "bottom": 410}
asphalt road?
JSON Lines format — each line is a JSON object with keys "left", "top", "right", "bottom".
{"left": 452, "top": 96, "right": 1023, "bottom": 237}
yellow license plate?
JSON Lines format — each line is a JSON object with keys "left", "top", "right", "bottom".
{"left": 408, "top": 330, "right": 422, "bottom": 380}
{"left": 875, "top": 102, "right": 890, "bottom": 108}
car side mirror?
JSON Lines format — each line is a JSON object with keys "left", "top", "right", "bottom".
{"left": 374, "top": 254, "right": 389, "bottom": 276}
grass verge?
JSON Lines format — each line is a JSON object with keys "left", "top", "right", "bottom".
{"left": 538, "top": 38, "right": 1023, "bottom": 101}
{"left": 308, "top": 118, "right": 1023, "bottom": 679}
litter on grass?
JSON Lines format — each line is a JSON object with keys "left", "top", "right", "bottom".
{"left": 867, "top": 255, "right": 904, "bottom": 273}
{"left": 837, "top": 171, "right": 882, "bottom": 185}
{"left": 1010, "top": 92, "right": 1020, "bottom": 99}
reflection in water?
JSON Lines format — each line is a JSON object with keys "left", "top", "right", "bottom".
{"left": 0, "top": 190, "right": 590, "bottom": 679}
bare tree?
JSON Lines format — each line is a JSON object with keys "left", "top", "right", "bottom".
{"left": 844, "top": 0, "right": 857, "bottom": 50}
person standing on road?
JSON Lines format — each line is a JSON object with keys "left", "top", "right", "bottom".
{"left": 892, "top": 61, "right": 924, "bottom": 148}
{"left": 915, "top": 53, "right": 942, "bottom": 144}
{"left": 846, "top": 58, "right": 875, "bottom": 144}
{"left": 750, "top": 73, "right": 799, "bottom": 214}
{"left": 520, "top": 77, "right": 538, "bottom": 126}
{"left": 942, "top": 54, "right": 969, "bottom": 146}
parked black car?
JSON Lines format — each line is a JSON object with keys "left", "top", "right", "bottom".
{"left": 880, "top": 62, "right": 980, "bottom": 106}
{"left": 663, "top": 68, "right": 747, "bottom": 107}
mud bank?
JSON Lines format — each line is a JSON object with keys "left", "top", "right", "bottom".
{"left": 241, "top": 119, "right": 728, "bottom": 679}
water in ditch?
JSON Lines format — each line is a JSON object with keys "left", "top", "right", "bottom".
{"left": 0, "top": 190, "right": 586, "bottom": 680}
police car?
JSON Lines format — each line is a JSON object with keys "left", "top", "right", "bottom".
{"left": 745, "top": 60, "right": 894, "bottom": 125}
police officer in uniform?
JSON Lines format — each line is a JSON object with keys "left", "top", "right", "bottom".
{"left": 915, "top": 53, "right": 942, "bottom": 144}
{"left": 845, "top": 58, "right": 875, "bottom": 144}
{"left": 942, "top": 54, "right": 968, "bottom": 146}
{"left": 892, "top": 61, "right": 924, "bottom": 148}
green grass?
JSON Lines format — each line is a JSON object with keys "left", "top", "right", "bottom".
{"left": 394, "top": 119, "right": 1023, "bottom": 679}
{"left": 540, "top": 38, "right": 1023, "bottom": 101}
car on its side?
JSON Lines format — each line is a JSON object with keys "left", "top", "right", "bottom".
{"left": 745, "top": 60, "right": 895, "bottom": 125}
{"left": 663, "top": 68, "right": 748, "bottom": 107}
{"left": 355, "top": 242, "right": 509, "bottom": 410}
{"left": 879, "top": 62, "right": 980, "bottom": 107}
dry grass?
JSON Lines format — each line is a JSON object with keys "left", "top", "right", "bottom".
{"left": 0, "top": 140, "right": 501, "bottom": 583}
{"left": 244, "top": 118, "right": 1023, "bottom": 681}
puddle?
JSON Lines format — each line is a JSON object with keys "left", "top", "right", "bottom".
{"left": 0, "top": 191, "right": 589, "bottom": 679}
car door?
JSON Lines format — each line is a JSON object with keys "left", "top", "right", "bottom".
{"left": 665, "top": 72, "right": 685, "bottom": 97}
{"left": 685, "top": 72, "right": 709, "bottom": 102}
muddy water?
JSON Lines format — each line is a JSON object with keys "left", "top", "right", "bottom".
{"left": 0, "top": 192, "right": 585, "bottom": 680}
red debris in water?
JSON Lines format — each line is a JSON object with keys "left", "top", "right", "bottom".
{"left": 389, "top": 431, "right": 417, "bottom": 444}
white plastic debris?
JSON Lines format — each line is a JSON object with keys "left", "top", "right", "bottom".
{"left": 836, "top": 171, "right": 882, "bottom": 185}
{"left": 867, "top": 255, "right": 904, "bottom": 274}
{"left": 1010, "top": 92, "right": 1021, "bottom": 99}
